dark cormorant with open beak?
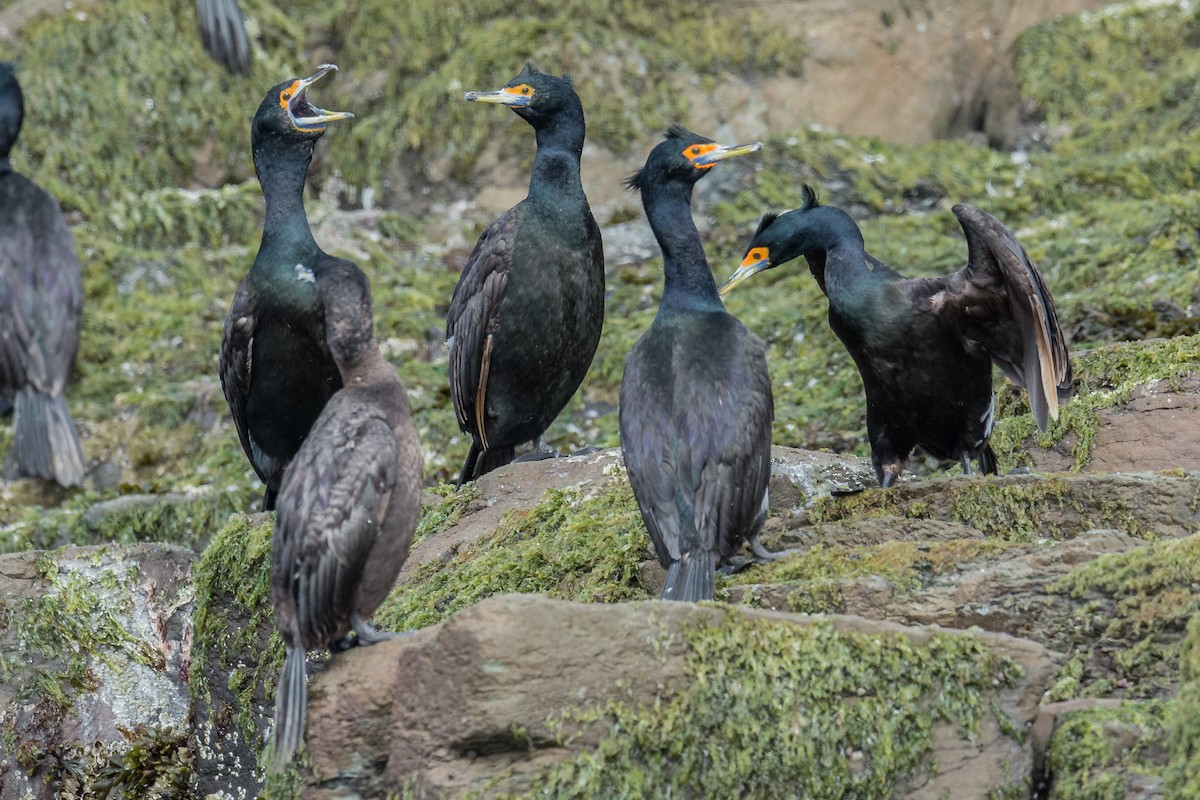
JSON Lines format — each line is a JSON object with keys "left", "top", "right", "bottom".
{"left": 447, "top": 63, "right": 605, "bottom": 486}
{"left": 721, "top": 186, "right": 1073, "bottom": 487}
{"left": 621, "top": 125, "right": 772, "bottom": 602}
{"left": 220, "top": 64, "right": 354, "bottom": 510}
{"left": 269, "top": 261, "right": 422, "bottom": 770}
{"left": 0, "top": 62, "right": 85, "bottom": 487}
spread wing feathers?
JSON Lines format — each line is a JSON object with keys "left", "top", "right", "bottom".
{"left": 272, "top": 403, "right": 399, "bottom": 649}
{"left": 0, "top": 188, "right": 82, "bottom": 395}
{"left": 621, "top": 325, "right": 774, "bottom": 569}
{"left": 923, "top": 204, "right": 1073, "bottom": 431}
{"left": 197, "top": 0, "right": 251, "bottom": 74}
{"left": 218, "top": 281, "right": 261, "bottom": 480}
{"left": 446, "top": 207, "right": 517, "bottom": 439}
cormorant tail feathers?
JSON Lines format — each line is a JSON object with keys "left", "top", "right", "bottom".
{"left": 455, "top": 441, "right": 517, "bottom": 488}
{"left": 13, "top": 389, "right": 84, "bottom": 487}
{"left": 661, "top": 552, "right": 718, "bottom": 603}
{"left": 978, "top": 443, "right": 998, "bottom": 476}
{"left": 270, "top": 645, "right": 307, "bottom": 773}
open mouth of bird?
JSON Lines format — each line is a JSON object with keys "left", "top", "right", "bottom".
{"left": 288, "top": 64, "right": 354, "bottom": 129}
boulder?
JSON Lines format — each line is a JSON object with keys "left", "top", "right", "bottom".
{"left": 303, "top": 593, "right": 1055, "bottom": 799}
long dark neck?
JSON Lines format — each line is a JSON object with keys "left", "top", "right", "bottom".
{"left": 0, "top": 156, "right": 10, "bottom": 174}
{"left": 254, "top": 134, "right": 319, "bottom": 256}
{"left": 527, "top": 107, "right": 586, "bottom": 208}
{"left": 645, "top": 182, "right": 722, "bottom": 312}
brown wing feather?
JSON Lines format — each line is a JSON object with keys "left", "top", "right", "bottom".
{"left": 271, "top": 399, "right": 399, "bottom": 649}
{"left": 446, "top": 207, "right": 517, "bottom": 443}
{"left": 924, "top": 204, "right": 1073, "bottom": 431}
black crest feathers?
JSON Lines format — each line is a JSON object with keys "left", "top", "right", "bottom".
{"left": 800, "top": 184, "right": 820, "bottom": 210}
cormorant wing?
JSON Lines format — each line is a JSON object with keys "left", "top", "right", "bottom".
{"left": 218, "top": 280, "right": 263, "bottom": 482}
{"left": 921, "top": 204, "right": 1073, "bottom": 431}
{"left": 621, "top": 324, "right": 774, "bottom": 566}
{"left": 272, "top": 404, "right": 398, "bottom": 647}
{"left": 196, "top": 0, "right": 251, "bottom": 74}
{"left": 0, "top": 184, "right": 83, "bottom": 396}
{"left": 445, "top": 207, "right": 517, "bottom": 443}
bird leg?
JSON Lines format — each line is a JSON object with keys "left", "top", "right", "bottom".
{"left": 347, "top": 613, "right": 410, "bottom": 647}
{"left": 513, "top": 435, "right": 562, "bottom": 463}
{"left": 749, "top": 536, "right": 803, "bottom": 563}
{"left": 959, "top": 455, "right": 973, "bottom": 476}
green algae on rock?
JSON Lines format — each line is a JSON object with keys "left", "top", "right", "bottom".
{"left": 503, "top": 615, "right": 1026, "bottom": 799}
{"left": 1051, "top": 533, "right": 1200, "bottom": 696}
{"left": 188, "top": 513, "right": 278, "bottom": 743}
{"left": 1045, "top": 700, "right": 1171, "bottom": 800}
{"left": 374, "top": 477, "right": 652, "bottom": 631}
{"left": 1166, "top": 614, "right": 1200, "bottom": 798}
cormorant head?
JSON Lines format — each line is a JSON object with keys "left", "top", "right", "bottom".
{"left": 463, "top": 62, "right": 582, "bottom": 128}
{"left": 252, "top": 64, "right": 353, "bottom": 145}
{"left": 626, "top": 124, "right": 762, "bottom": 194}
{"left": 0, "top": 62, "right": 24, "bottom": 162}
{"left": 720, "top": 185, "right": 821, "bottom": 296}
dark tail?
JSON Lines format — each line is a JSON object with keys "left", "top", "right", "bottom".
{"left": 262, "top": 483, "right": 279, "bottom": 513}
{"left": 455, "top": 441, "right": 515, "bottom": 488}
{"left": 270, "top": 646, "right": 307, "bottom": 773}
{"left": 661, "top": 552, "right": 718, "bottom": 602}
{"left": 12, "top": 389, "right": 84, "bottom": 487}
{"left": 977, "top": 443, "right": 998, "bottom": 475}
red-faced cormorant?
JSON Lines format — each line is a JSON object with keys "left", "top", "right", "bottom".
{"left": 219, "top": 64, "right": 353, "bottom": 511}
{"left": 447, "top": 63, "right": 605, "bottom": 486}
{"left": 721, "top": 186, "right": 1074, "bottom": 487}
{"left": 0, "top": 62, "right": 85, "bottom": 488}
{"left": 620, "top": 125, "right": 772, "bottom": 603}
{"left": 269, "top": 260, "right": 422, "bottom": 770}
{"left": 197, "top": 0, "right": 251, "bottom": 74}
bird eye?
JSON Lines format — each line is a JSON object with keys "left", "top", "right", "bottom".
{"left": 751, "top": 248, "right": 767, "bottom": 262}
{"left": 520, "top": 85, "right": 531, "bottom": 94}
{"left": 690, "top": 146, "right": 701, "bottom": 156}
{"left": 281, "top": 89, "right": 292, "bottom": 100}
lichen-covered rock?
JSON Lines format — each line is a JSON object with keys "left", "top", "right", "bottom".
{"left": 303, "top": 593, "right": 1054, "bottom": 800}
{"left": 0, "top": 544, "right": 195, "bottom": 799}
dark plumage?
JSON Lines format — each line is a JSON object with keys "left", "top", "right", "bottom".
{"left": 447, "top": 63, "right": 605, "bottom": 486}
{"left": 721, "top": 186, "right": 1074, "bottom": 487}
{"left": 620, "top": 125, "right": 772, "bottom": 603}
{"left": 0, "top": 62, "right": 85, "bottom": 488}
{"left": 197, "top": 0, "right": 251, "bottom": 74}
{"left": 269, "top": 261, "right": 422, "bottom": 770}
{"left": 219, "top": 64, "right": 354, "bottom": 510}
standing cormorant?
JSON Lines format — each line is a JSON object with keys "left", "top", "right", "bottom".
{"left": 197, "top": 0, "right": 251, "bottom": 74}
{"left": 447, "top": 63, "right": 605, "bottom": 486}
{"left": 720, "top": 186, "right": 1074, "bottom": 487}
{"left": 220, "top": 64, "right": 353, "bottom": 511}
{"left": 0, "top": 62, "right": 85, "bottom": 488}
{"left": 269, "top": 260, "right": 422, "bottom": 770}
{"left": 620, "top": 125, "right": 772, "bottom": 603}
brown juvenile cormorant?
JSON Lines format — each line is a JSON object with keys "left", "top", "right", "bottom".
{"left": 197, "top": 0, "right": 251, "bottom": 74}
{"left": 620, "top": 125, "right": 772, "bottom": 603}
{"left": 269, "top": 260, "right": 422, "bottom": 770}
{"left": 220, "top": 64, "right": 353, "bottom": 511}
{"left": 447, "top": 63, "right": 605, "bottom": 486}
{"left": 0, "top": 62, "right": 85, "bottom": 488}
{"left": 721, "top": 186, "right": 1073, "bottom": 487}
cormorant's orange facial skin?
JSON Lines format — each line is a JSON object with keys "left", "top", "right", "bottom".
{"left": 743, "top": 247, "right": 769, "bottom": 268}
{"left": 683, "top": 143, "right": 720, "bottom": 169}
{"left": 503, "top": 84, "right": 535, "bottom": 100}
{"left": 278, "top": 81, "right": 300, "bottom": 111}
